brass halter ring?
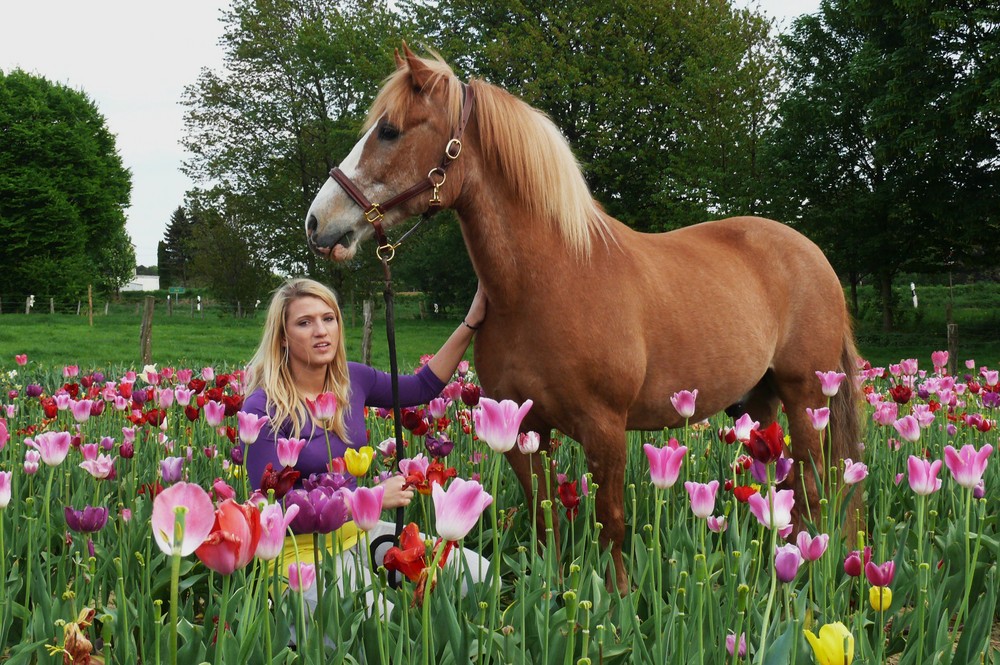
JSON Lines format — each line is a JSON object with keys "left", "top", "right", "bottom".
{"left": 445, "top": 138, "right": 462, "bottom": 160}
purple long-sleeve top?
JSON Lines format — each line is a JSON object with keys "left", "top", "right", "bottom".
{"left": 241, "top": 362, "right": 446, "bottom": 491}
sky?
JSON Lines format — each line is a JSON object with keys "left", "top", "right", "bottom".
{"left": 0, "top": 0, "right": 819, "bottom": 268}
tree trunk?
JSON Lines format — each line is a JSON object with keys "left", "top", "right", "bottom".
{"left": 848, "top": 272, "right": 860, "bottom": 319}
{"left": 878, "top": 271, "right": 894, "bottom": 332}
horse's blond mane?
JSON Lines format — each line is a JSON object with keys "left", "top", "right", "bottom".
{"left": 365, "top": 53, "right": 609, "bottom": 257}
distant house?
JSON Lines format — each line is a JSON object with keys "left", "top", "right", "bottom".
{"left": 122, "top": 275, "right": 160, "bottom": 292}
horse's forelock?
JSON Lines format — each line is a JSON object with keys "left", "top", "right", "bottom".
{"left": 364, "top": 54, "right": 461, "bottom": 133}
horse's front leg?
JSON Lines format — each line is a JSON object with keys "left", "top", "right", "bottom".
{"left": 502, "top": 430, "right": 559, "bottom": 553}
{"left": 580, "top": 418, "right": 629, "bottom": 595}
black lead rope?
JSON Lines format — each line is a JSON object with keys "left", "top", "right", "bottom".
{"left": 368, "top": 251, "right": 408, "bottom": 589}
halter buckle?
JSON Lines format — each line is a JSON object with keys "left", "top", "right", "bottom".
{"left": 365, "top": 204, "right": 384, "bottom": 225}
{"left": 445, "top": 138, "right": 463, "bottom": 160}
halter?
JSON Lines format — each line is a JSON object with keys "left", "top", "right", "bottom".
{"left": 329, "top": 82, "right": 476, "bottom": 262}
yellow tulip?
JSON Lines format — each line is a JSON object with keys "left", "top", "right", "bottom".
{"left": 803, "top": 622, "right": 854, "bottom": 665}
{"left": 869, "top": 586, "right": 892, "bottom": 612}
{"left": 344, "top": 446, "right": 375, "bottom": 477}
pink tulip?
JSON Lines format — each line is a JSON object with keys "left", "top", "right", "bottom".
{"left": 23, "top": 449, "right": 40, "bottom": 475}
{"left": 157, "top": 388, "right": 175, "bottom": 409}
{"left": 288, "top": 563, "right": 316, "bottom": 592}
{"left": 213, "top": 478, "right": 236, "bottom": 501}
{"left": 151, "top": 481, "right": 216, "bottom": 556}
{"left": 80, "top": 443, "right": 99, "bottom": 461}
{"left": 202, "top": 367, "right": 215, "bottom": 381}
{"left": 707, "top": 515, "right": 728, "bottom": 533}
{"left": 29, "top": 431, "right": 72, "bottom": 467}
{"left": 944, "top": 444, "right": 993, "bottom": 489}
{"left": 748, "top": 488, "right": 795, "bottom": 532}
{"left": 517, "top": 431, "right": 540, "bottom": 454}
{"left": 726, "top": 633, "right": 747, "bottom": 658}
{"left": 795, "top": 531, "right": 829, "bottom": 561}
{"left": 931, "top": 350, "right": 949, "bottom": 372}
{"left": 54, "top": 393, "right": 71, "bottom": 410}
{"left": 432, "top": 477, "right": 494, "bottom": 542}
{"left": 865, "top": 559, "right": 896, "bottom": 587}
{"left": 306, "top": 392, "right": 337, "bottom": 420}
{"left": 204, "top": 400, "right": 225, "bottom": 427}
{"left": 0, "top": 419, "right": 9, "bottom": 451}
{"left": 399, "top": 454, "right": 430, "bottom": 478}
{"left": 872, "top": 402, "right": 898, "bottom": 426}
{"left": 345, "top": 485, "right": 385, "bottom": 532}
{"left": 893, "top": 415, "right": 921, "bottom": 443}
{"left": 276, "top": 437, "right": 307, "bottom": 467}
{"left": 473, "top": 397, "right": 534, "bottom": 453}
{"left": 983, "top": 370, "right": 999, "bottom": 387}
{"left": 254, "top": 502, "right": 300, "bottom": 561}
{"left": 0, "top": 471, "right": 11, "bottom": 508}
{"left": 775, "top": 543, "right": 803, "bottom": 583}
{"left": 428, "top": 397, "right": 450, "bottom": 420}
{"left": 79, "top": 454, "right": 116, "bottom": 480}
{"left": 907, "top": 456, "right": 942, "bottom": 495}
{"left": 670, "top": 389, "right": 699, "bottom": 419}
{"left": 70, "top": 399, "right": 93, "bottom": 424}
{"left": 815, "top": 371, "right": 847, "bottom": 397}
{"left": 174, "top": 386, "right": 193, "bottom": 406}
{"left": 732, "top": 413, "right": 759, "bottom": 441}
{"left": 683, "top": 480, "right": 719, "bottom": 519}
{"left": 806, "top": 407, "right": 830, "bottom": 430}
{"left": 63, "top": 365, "right": 79, "bottom": 378}
{"left": 843, "top": 459, "right": 868, "bottom": 484}
{"left": 14, "top": 354, "right": 27, "bottom": 366}
{"left": 642, "top": 443, "right": 688, "bottom": 489}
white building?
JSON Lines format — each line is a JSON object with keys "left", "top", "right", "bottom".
{"left": 121, "top": 275, "right": 160, "bottom": 292}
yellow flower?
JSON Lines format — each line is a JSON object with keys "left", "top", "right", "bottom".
{"left": 804, "top": 622, "right": 854, "bottom": 665}
{"left": 344, "top": 446, "right": 375, "bottom": 477}
{"left": 784, "top": 434, "right": 792, "bottom": 447}
{"left": 869, "top": 586, "right": 892, "bottom": 611}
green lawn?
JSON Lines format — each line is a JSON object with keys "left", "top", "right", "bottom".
{"left": 1, "top": 283, "right": 997, "bottom": 373}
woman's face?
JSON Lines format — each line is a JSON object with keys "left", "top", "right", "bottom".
{"left": 283, "top": 296, "right": 339, "bottom": 372}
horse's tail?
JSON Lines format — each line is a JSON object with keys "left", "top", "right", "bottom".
{"left": 830, "top": 321, "right": 866, "bottom": 536}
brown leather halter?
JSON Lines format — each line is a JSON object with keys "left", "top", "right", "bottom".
{"left": 329, "top": 82, "right": 476, "bottom": 261}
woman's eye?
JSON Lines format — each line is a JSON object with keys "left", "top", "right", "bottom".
{"left": 378, "top": 123, "right": 400, "bottom": 141}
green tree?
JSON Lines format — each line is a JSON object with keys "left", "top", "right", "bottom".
{"left": 763, "top": 0, "right": 1000, "bottom": 329}
{"left": 405, "top": 0, "right": 780, "bottom": 231}
{"left": 181, "top": 0, "right": 413, "bottom": 300}
{"left": 0, "top": 69, "right": 134, "bottom": 301}
{"left": 159, "top": 206, "right": 197, "bottom": 290}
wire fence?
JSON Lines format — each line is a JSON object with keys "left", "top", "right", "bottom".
{"left": 0, "top": 291, "right": 266, "bottom": 319}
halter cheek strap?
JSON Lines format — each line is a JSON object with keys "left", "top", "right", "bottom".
{"left": 329, "top": 82, "right": 476, "bottom": 257}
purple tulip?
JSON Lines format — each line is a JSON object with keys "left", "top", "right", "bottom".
{"left": 285, "top": 486, "right": 350, "bottom": 534}
{"left": 424, "top": 433, "right": 455, "bottom": 458}
{"left": 775, "top": 543, "right": 803, "bottom": 583}
{"left": 303, "top": 470, "right": 350, "bottom": 492}
{"left": 64, "top": 505, "right": 109, "bottom": 533}
{"left": 726, "top": 632, "right": 747, "bottom": 657}
{"left": 160, "top": 456, "right": 184, "bottom": 484}
{"left": 26, "top": 384, "right": 43, "bottom": 398}
{"left": 750, "top": 455, "right": 792, "bottom": 485}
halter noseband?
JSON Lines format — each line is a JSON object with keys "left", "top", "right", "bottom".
{"left": 329, "top": 82, "right": 476, "bottom": 261}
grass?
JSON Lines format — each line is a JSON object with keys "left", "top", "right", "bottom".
{"left": 1, "top": 282, "right": 998, "bottom": 372}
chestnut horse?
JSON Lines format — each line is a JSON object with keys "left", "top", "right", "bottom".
{"left": 305, "top": 47, "right": 861, "bottom": 592}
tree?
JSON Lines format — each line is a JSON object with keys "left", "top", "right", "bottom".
{"left": 0, "top": 69, "right": 133, "bottom": 302}
{"left": 763, "top": 0, "right": 1000, "bottom": 329}
{"left": 180, "top": 0, "right": 413, "bottom": 299}
{"left": 159, "top": 206, "right": 197, "bottom": 290}
{"left": 404, "top": 0, "right": 780, "bottom": 231}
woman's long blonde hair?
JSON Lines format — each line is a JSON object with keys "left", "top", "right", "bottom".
{"left": 245, "top": 278, "right": 350, "bottom": 442}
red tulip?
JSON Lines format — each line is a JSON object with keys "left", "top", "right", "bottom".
{"left": 259, "top": 463, "right": 300, "bottom": 500}
{"left": 744, "top": 422, "right": 786, "bottom": 464}
{"left": 195, "top": 499, "right": 262, "bottom": 575}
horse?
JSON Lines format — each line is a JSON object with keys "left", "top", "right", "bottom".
{"left": 304, "top": 45, "right": 862, "bottom": 593}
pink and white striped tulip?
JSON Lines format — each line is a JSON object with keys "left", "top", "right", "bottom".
{"left": 843, "top": 459, "right": 868, "bottom": 484}
{"left": 517, "top": 431, "right": 540, "bottom": 455}
{"left": 0, "top": 471, "right": 11, "bottom": 508}
{"left": 944, "top": 444, "right": 993, "bottom": 489}
{"left": 237, "top": 411, "right": 270, "bottom": 445}
{"left": 795, "top": 531, "right": 830, "bottom": 561}
{"left": 892, "top": 415, "right": 921, "bottom": 443}
{"left": 748, "top": 487, "right": 795, "bottom": 533}
{"left": 151, "top": 481, "right": 216, "bottom": 556}
{"left": 79, "top": 454, "right": 116, "bottom": 480}
{"left": 70, "top": 399, "right": 94, "bottom": 423}
{"left": 255, "top": 502, "right": 300, "bottom": 561}
{"left": 683, "top": 480, "right": 719, "bottom": 519}
{"left": 643, "top": 442, "right": 687, "bottom": 489}
{"left": 815, "top": 371, "right": 847, "bottom": 397}
{"left": 204, "top": 400, "right": 226, "bottom": 427}
{"left": 345, "top": 485, "right": 385, "bottom": 532}
{"left": 29, "top": 431, "right": 72, "bottom": 467}
{"left": 276, "top": 437, "right": 307, "bottom": 468}
{"left": 907, "top": 456, "right": 942, "bottom": 495}
{"left": 473, "top": 397, "right": 534, "bottom": 453}
{"left": 732, "top": 413, "right": 759, "bottom": 441}
{"left": 806, "top": 407, "right": 830, "bottom": 430}
{"left": 432, "top": 477, "right": 493, "bottom": 542}
{"left": 670, "top": 389, "right": 699, "bottom": 419}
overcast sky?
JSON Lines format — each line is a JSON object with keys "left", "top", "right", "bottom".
{"left": 0, "top": 0, "right": 819, "bottom": 267}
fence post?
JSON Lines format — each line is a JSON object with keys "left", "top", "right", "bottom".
{"left": 140, "top": 296, "right": 155, "bottom": 365}
{"left": 237, "top": 301, "right": 242, "bottom": 319}
{"left": 167, "top": 295, "right": 173, "bottom": 317}
{"left": 88, "top": 285, "right": 93, "bottom": 327}
{"left": 947, "top": 323, "right": 958, "bottom": 376}
{"left": 361, "top": 299, "right": 374, "bottom": 366}
{"left": 25, "top": 296, "right": 32, "bottom": 315}
{"left": 104, "top": 302, "right": 109, "bottom": 316}
{"left": 50, "top": 298, "right": 54, "bottom": 314}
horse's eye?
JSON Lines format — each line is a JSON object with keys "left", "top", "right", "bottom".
{"left": 378, "top": 123, "right": 400, "bottom": 141}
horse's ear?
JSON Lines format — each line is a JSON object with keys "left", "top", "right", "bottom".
{"left": 393, "top": 48, "right": 405, "bottom": 69}
{"left": 401, "top": 42, "right": 432, "bottom": 92}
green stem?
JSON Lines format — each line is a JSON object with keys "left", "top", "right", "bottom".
{"left": 313, "top": 533, "right": 325, "bottom": 659}
{"left": 214, "top": 574, "right": 232, "bottom": 665}
{"left": 951, "top": 487, "right": 974, "bottom": 644}
{"left": 423, "top": 541, "right": 449, "bottom": 665}
{"left": 915, "top": 496, "right": 927, "bottom": 665}
{"left": 754, "top": 468, "right": 778, "bottom": 664}
{"left": 169, "top": 553, "right": 181, "bottom": 665}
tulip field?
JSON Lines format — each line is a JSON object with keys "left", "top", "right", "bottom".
{"left": 0, "top": 352, "right": 997, "bottom": 664}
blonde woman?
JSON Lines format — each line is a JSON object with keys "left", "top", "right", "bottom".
{"left": 242, "top": 277, "right": 488, "bottom": 613}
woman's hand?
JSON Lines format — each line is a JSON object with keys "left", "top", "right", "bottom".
{"left": 464, "top": 282, "right": 487, "bottom": 329}
{"left": 379, "top": 473, "right": 414, "bottom": 510}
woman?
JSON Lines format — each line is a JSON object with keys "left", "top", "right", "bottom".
{"left": 241, "top": 277, "right": 488, "bottom": 613}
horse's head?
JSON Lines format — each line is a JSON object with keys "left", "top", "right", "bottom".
{"left": 306, "top": 45, "right": 470, "bottom": 261}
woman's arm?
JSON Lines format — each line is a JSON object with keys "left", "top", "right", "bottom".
{"left": 426, "top": 282, "right": 486, "bottom": 384}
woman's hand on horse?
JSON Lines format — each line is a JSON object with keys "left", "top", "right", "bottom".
{"left": 465, "top": 282, "right": 487, "bottom": 329}
{"left": 379, "top": 474, "right": 414, "bottom": 509}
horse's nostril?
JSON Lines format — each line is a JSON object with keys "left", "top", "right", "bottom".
{"left": 307, "top": 214, "right": 318, "bottom": 235}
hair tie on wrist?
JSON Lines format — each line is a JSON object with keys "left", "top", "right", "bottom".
{"left": 463, "top": 319, "right": 480, "bottom": 331}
